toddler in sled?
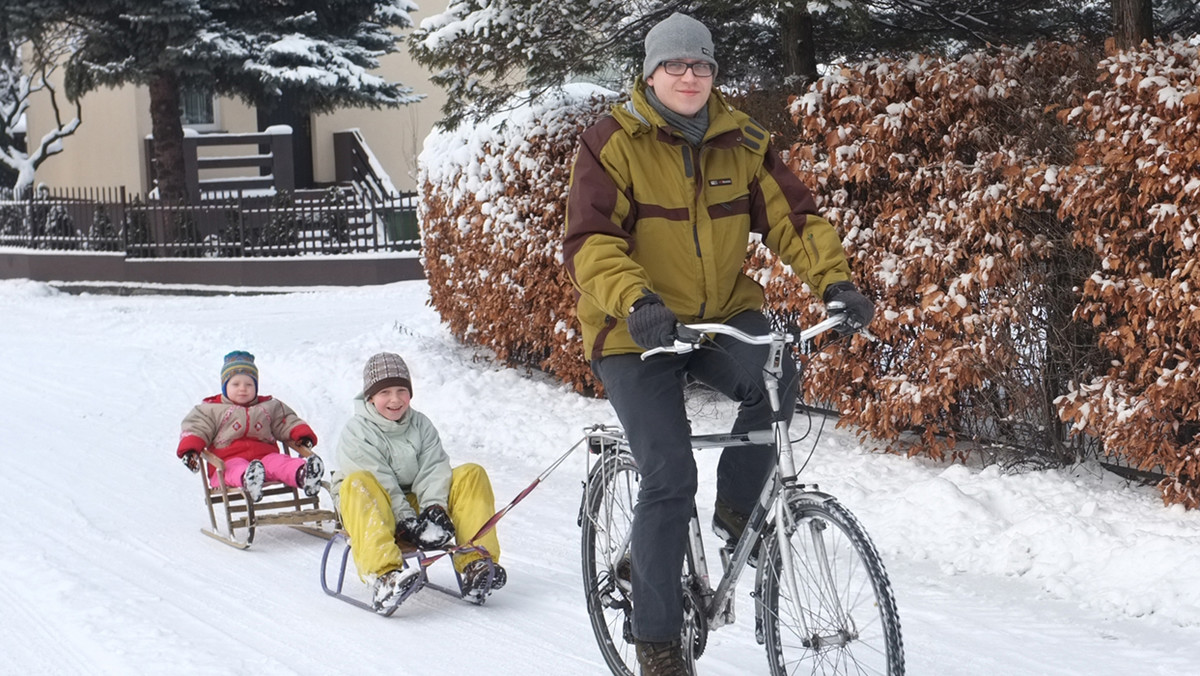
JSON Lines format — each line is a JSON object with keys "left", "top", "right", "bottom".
{"left": 177, "top": 350, "right": 324, "bottom": 503}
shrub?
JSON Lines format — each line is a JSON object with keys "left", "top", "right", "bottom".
{"left": 1053, "top": 38, "right": 1200, "bottom": 506}
{"left": 418, "top": 85, "right": 616, "bottom": 393}
{"left": 772, "top": 43, "right": 1104, "bottom": 464}
{"left": 418, "top": 40, "right": 1200, "bottom": 506}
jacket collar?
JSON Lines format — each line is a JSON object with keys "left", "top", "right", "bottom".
{"left": 204, "top": 393, "right": 272, "bottom": 405}
{"left": 613, "top": 80, "right": 751, "bottom": 149}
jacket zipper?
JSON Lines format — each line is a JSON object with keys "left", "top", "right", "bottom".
{"left": 692, "top": 143, "right": 706, "bottom": 318}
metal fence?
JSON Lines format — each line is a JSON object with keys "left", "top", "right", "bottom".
{"left": 0, "top": 186, "right": 420, "bottom": 258}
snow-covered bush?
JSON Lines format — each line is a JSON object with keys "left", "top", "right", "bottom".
{"left": 1054, "top": 37, "right": 1200, "bottom": 507}
{"left": 772, "top": 43, "right": 1103, "bottom": 466}
{"left": 417, "top": 84, "right": 616, "bottom": 393}
{"left": 418, "top": 40, "right": 1200, "bottom": 507}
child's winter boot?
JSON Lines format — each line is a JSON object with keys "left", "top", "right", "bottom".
{"left": 242, "top": 459, "right": 266, "bottom": 503}
{"left": 372, "top": 566, "right": 421, "bottom": 613}
{"left": 297, "top": 454, "right": 324, "bottom": 497}
{"left": 462, "top": 558, "right": 507, "bottom": 603}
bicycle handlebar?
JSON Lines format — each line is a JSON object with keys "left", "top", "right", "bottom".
{"left": 641, "top": 314, "right": 847, "bottom": 359}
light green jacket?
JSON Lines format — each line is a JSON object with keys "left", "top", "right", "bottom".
{"left": 331, "top": 395, "right": 452, "bottom": 524}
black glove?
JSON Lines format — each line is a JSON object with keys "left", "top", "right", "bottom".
{"left": 297, "top": 437, "right": 315, "bottom": 449}
{"left": 416, "top": 504, "right": 456, "bottom": 548}
{"left": 395, "top": 515, "right": 424, "bottom": 544}
{"left": 181, "top": 451, "right": 200, "bottom": 473}
{"left": 626, "top": 293, "right": 678, "bottom": 349}
{"left": 823, "top": 281, "right": 875, "bottom": 335}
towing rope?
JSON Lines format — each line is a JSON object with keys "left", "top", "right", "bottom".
{"left": 418, "top": 436, "right": 588, "bottom": 567}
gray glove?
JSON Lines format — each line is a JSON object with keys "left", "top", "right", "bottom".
{"left": 626, "top": 293, "right": 678, "bottom": 349}
{"left": 823, "top": 281, "right": 875, "bottom": 335}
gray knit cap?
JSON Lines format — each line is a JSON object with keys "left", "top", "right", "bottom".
{"left": 642, "top": 13, "right": 717, "bottom": 80}
{"left": 363, "top": 352, "right": 412, "bottom": 399}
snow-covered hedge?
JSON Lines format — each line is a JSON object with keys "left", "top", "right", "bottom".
{"left": 766, "top": 42, "right": 1103, "bottom": 467}
{"left": 768, "top": 38, "right": 1200, "bottom": 506}
{"left": 417, "top": 84, "right": 615, "bottom": 393}
{"left": 418, "top": 39, "right": 1200, "bottom": 507}
{"left": 1054, "top": 37, "right": 1200, "bottom": 507}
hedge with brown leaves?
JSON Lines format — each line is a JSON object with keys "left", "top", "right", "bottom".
{"left": 419, "top": 90, "right": 615, "bottom": 394}
{"left": 1054, "top": 39, "right": 1200, "bottom": 507}
{"left": 419, "top": 40, "right": 1200, "bottom": 506}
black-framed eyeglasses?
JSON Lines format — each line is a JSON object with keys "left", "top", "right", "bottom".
{"left": 661, "top": 60, "right": 715, "bottom": 78}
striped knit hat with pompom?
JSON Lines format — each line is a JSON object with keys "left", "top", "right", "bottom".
{"left": 221, "top": 350, "right": 258, "bottom": 395}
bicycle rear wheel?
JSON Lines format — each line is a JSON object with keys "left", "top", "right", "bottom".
{"left": 580, "top": 451, "right": 641, "bottom": 676}
{"left": 758, "top": 493, "right": 904, "bottom": 675}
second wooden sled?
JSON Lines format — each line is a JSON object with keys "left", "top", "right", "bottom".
{"left": 199, "top": 441, "right": 339, "bottom": 549}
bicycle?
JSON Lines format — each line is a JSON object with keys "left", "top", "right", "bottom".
{"left": 577, "top": 315, "right": 904, "bottom": 675}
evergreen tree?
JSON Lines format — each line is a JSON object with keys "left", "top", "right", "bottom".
{"left": 411, "top": 0, "right": 1194, "bottom": 128}
{"left": 34, "top": 0, "right": 421, "bottom": 202}
{"left": 408, "top": 0, "right": 652, "bottom": 130}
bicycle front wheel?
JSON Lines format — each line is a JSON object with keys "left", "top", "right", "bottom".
{"left": 580, "top": 451, "right": 641, "bottom": 676}
{"left": 758, "top": 493, "right": 904, "bottom": 675}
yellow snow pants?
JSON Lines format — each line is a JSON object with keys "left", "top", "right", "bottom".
{"left": 338, "top": 463, "right": 502, "bottom": 580}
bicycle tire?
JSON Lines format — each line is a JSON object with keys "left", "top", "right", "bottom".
{"left": 580, "top": 451, "right": 641, "bottom": 676}
{"left": 757, "top": 493, "right": 904, "bottom": 675}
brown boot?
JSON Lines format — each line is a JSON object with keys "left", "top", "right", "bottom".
{"left": 635, "top": 640, "right": 690, "bottom": 676}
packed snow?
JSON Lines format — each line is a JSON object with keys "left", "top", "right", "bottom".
{"left": 3, "top": 277, "right": 1200, "bottom": 675}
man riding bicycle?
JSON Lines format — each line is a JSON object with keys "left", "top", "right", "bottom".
{"left": 563, "top": 12, "right": 874, "bottom": 675}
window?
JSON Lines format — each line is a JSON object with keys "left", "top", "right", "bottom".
{"left": 180, "top": 86, "right": 218, "bottom": 129}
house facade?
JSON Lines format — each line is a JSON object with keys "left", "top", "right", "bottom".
{"left": 23, "top": 8, "right": 449, "bottom": 196}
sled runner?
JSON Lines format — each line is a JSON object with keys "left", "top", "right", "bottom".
{"left": 199, "top": 441, "right": 338, "bottom": 549}
{"left": 319, "top": 532, "right": 503, "bottom": 616}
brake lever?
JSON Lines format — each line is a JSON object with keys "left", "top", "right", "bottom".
{"left": 641, "top": 324, "right": 705, "bottom": 359}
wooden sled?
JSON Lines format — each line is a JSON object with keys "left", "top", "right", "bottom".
{"left": 199, "top": 441, "right": 339, "bottom": 549}
{"left": 319, "top": 532, "right": 501, "bottom": 616}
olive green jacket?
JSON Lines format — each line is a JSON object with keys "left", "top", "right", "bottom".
{"left": 564, "top": 82, "right": 852, "bottom": 359}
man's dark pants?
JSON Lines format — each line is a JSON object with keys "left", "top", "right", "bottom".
{"left": 592, "top": 310, "right": 798, "bottom": 642}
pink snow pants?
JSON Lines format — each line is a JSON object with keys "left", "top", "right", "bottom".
{"left": 212, "top": 453, "right": 304, "bottom": 489}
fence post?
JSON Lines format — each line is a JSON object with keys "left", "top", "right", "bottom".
{"left": 25, "top": 188, "right": 33, "bottom": 248}
{"left": 238, "top": 191, "right": 246, "bottom": 257}
{"left": 119, "top": 186, "right": 128, "bottom": 256}
{"left": 272, "top": 131, "right": 295, "bottom": 193}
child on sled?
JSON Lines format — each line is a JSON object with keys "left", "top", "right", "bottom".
{"left": 177, "top": 350, "right": 324, "bottom": 503}
{"left": 332, "top": 351, "right": 507, "bottom": 613}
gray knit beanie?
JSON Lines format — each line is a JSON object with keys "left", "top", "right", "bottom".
{"left": 642, "top": 13, "right": 717, "bottom": 80}
{"left": 363, "top": 352, "right": 412, "bottom": 399}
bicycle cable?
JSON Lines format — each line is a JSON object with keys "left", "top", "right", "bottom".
{"left": 681, "top": 326, "right": 851, "bottom": 477}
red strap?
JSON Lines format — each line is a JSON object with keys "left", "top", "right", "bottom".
{"left": 418, "top": 441, "right": 583, "bottom": 564}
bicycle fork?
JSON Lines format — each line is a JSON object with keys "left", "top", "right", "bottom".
{"left": 766, "top": 490, "right": 858, "bottom": 650}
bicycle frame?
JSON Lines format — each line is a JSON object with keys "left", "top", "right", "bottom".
{"left": 640, "top": 315, "right": 847, "bottom": 628}
{"left": 582, "top": 313, "right": 903, "bottom": 675}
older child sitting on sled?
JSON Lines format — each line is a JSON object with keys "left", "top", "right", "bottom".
{"left": 332, "top": 351, "right": 507, "bottom": 613}
{"left": 177, "top": 350, "right": 324, "bottom": 503}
